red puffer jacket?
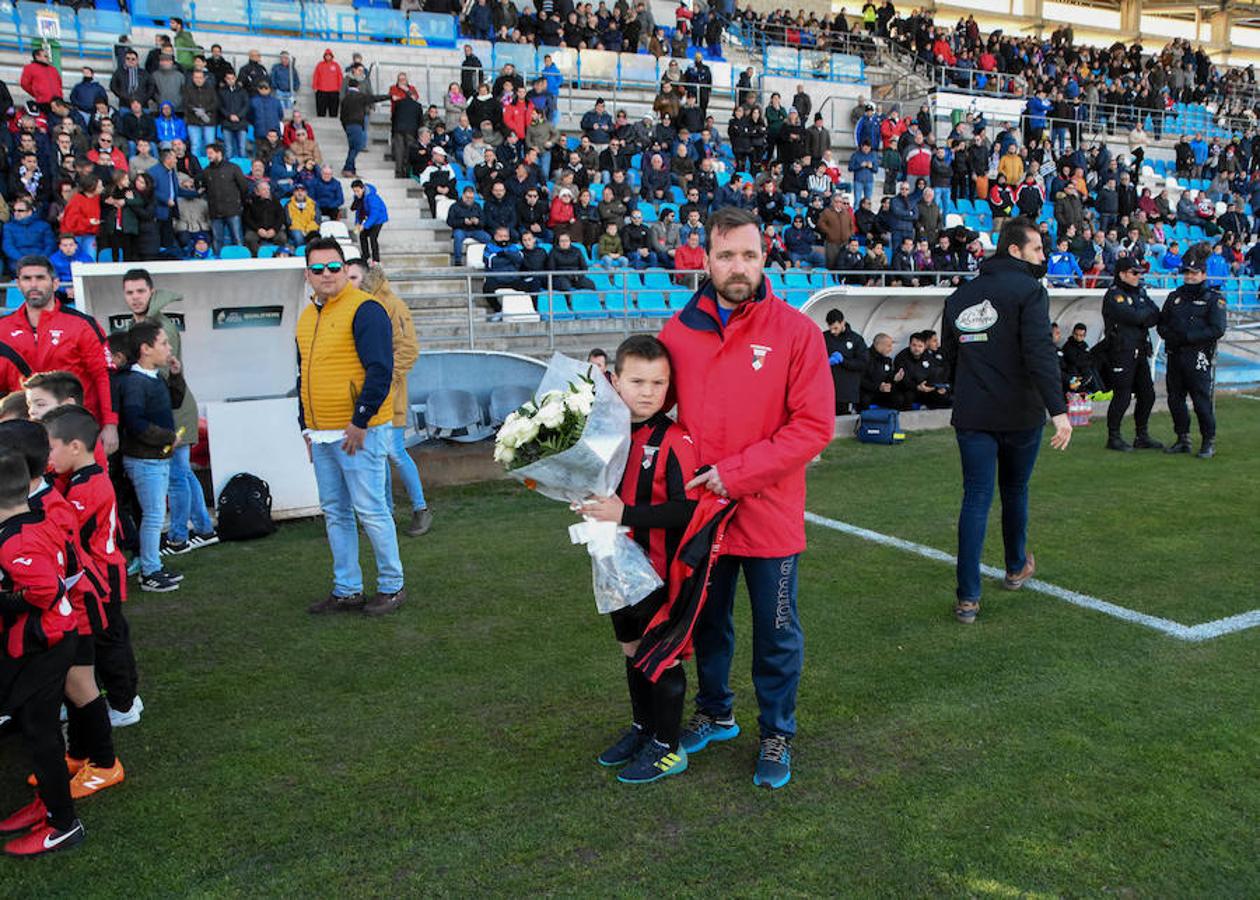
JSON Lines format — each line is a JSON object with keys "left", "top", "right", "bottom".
{"left": 658, "top": 277, "right": 834, "bottom": 557}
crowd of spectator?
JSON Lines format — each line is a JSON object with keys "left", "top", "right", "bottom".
{"left": 0, "top": 24, "right": 407, "bottom": 275}
{"left": 457, "top": 0, "right": 727, "bottom": 58}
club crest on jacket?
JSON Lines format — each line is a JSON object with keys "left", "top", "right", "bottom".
{"left": 750, "top": 343, "right": 772, "bottom": 370}
{"left": 955, "top": 299, "right": 998, "bottom": 333}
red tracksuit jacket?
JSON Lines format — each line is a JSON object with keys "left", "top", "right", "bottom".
{"left": 0, "top": 301, "right": 116, "bottom": 427}
{"left": 29, "top": 482, "right": 105, "bottom": 638}
{"left": 0, "top": 509, "right": 76, "bottom": 659}
{"left": 658, "top": 276, "right": 834, "bottom": 558}
{"left": 61, "top": 464, "right": 127, "bottom": 607}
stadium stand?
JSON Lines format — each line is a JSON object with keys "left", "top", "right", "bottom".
{"left": 2, "top": 0, "right": 1260, "bottom": 368}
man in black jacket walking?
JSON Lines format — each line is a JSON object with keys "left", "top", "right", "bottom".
{"left": 340, "top": 79, "right": 390, "bottom": 176}
{"left": 942, "top": 218, "right": 1072, "bottom": 624}
{"left": 1101, "top": 257, "right": 1162, "bottom": 451}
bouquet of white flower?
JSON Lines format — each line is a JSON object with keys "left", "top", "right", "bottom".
{"left": 495, "top": 353, "right": 663, "bottom": 614}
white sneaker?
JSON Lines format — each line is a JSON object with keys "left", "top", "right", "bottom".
{"left": 108, "top": 695, "right": 143, "bottom": 728}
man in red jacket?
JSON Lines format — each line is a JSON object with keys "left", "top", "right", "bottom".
{"left": 20, "top": 46, "right": 63, "bottom": 109}
{"left": 658, "top": 207, "right": 834, "bottom": 790}
{"left": 0, "top": 258, "right": 118, "bottom": 455}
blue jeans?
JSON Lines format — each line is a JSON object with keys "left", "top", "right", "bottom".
{"left": 853, "top": 175, "right": 874, "bottom": 207}
{"left": 275, "top": 90, "right": 293, "bottom": 113}
{"left": 934, "top": 186, "right": 951, "bottom": 212}
{"left": 452, "top": 227, "right": 492, "bottom": 261}
{"left": 222, "top": 129, "right": 247, "bottom": 159}
{"left": 693, "top": 554, "right": 803, "bottom": 738}
{"left": 167, "top": 444, "right": 214, "bottom": 543}
{"left": 187, "top": 124, "right": 217, "bottom": 157}
{"left": 122, "top": 456, "right": 172, "bottom": 577}
{"left": 211, "top": 215, "right": 243, "bottom": 253}
{"left": 343, "top": 123, "right": 366, "bottom": 173}
{"left": 310, "top": 425, "right": 404, "bottom": 596}
{"left": 954, "top": 426, "right": 1043, "bottom": 601}
{"left": 384, "top": 425, "right": 427, "bottom": 513}
{"left": 789, "top": 248, "right": 825, "bottom": 268}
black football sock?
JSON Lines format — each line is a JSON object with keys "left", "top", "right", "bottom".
{"left": 651, "top": 666, "right": 687, "bottom": 752}
{"left": 65, "top": 700, "right": 85, "bottom": 761}
{"left": 82, "top": 696, "right": 116, "bottom": 768}
{"left": 626, "top": 657, "right": 654, "bottom": 734}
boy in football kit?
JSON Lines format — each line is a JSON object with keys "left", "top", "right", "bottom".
{"left": 0, "top": 420, "right": 124, "bottom": 801}
{"left": 581, "top": 335, "right": 699, "bottom": 784}
{"left": 25, "top": 372, "right": 143, "bottom": 727}
{"left": 0, "top": 448, "right": 85, "bottom": 856}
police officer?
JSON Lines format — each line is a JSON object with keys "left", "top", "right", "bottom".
{"left": 1157, "top": 252, "right": 1226, "bottom": 458}
{"left": 1102, "top": 257, "right": 1163, "bottom": 451}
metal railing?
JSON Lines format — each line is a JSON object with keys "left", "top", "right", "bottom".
{"left": 379, "top": 264, "right": 1260, "bottom": 351}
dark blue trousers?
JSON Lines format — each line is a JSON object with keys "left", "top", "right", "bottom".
{"left": 693, "top": 554, "right": 803, "bottom": 739}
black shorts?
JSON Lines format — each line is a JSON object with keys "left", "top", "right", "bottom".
{"left": 73, "top": 633, "right": 96, "bottom": 667}
{"left": 610, "top": 586, "right": 667, "bottom": 644}
{"left": 0, "top": 635, "right": 75, "bottom": 716}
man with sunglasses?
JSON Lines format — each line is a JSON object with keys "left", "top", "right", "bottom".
{"left": 298, "top": 239, "right": 405, "bottom": 617}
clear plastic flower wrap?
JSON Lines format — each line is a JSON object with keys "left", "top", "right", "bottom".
{"left": 498, "top": 353, "right": 664, "bottom": 614}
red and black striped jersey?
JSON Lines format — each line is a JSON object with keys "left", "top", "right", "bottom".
{"left": 30, "top": 481, "right": 106, "bottom": 637}
{"left": 0, "top": 508, "right": 75, "bottom": 658}
{"left": 61, "top": 465, "right": 127, "bottom": 606}
{"left": 617, "top": 412, "right": 700, "bottom": 581}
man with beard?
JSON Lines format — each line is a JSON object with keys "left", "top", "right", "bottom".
{"left": 0, "top": 257, "right": 117, "bottom": 454}
{"left": 659, "top": 207, "right": 833, "bottom": 790}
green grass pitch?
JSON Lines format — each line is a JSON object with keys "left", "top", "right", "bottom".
{"left": 1, "top": 398, "right": 1257, "bottom": 896}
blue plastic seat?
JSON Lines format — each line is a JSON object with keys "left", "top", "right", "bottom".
{"left": 219, "top": 246, "right": 252, "bottom": 260}
{"left": 635, "top": 288, "right": 671, "bottom": 315}
{"left": 257, "top": 245, "right": 279, "bottom": 259}
{"left": 568, "top": 290, "right": 606, "bottom": 319}
{"left": 5, "top": 287, "right": 24, "bottom": 310}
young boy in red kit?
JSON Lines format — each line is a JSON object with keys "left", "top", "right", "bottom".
{"left": 44, "top": 406, "right": 142, "bottom": 734}
{"left": 581, "top": 335, "right": 699, "bottom": 784}
{"left": 25, "top": 374, "right": 143, "bottom": 728}
{"left": 0, "top": 419, "right": 125, "bottom": 801}
{"left": 0, "top": 448, "right": 85, "bottom": 856}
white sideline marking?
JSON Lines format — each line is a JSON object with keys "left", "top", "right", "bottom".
{"left": 804, "top": 512, "right": 1260, "bottom": 642}
{"left": 1237, "top": 394, "right": 1260, "bottom": 402}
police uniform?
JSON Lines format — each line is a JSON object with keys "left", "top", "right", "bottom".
{"left": 1157, "top": 267, "right": 1227, "bottom": 457}
{"left": 1101, "top": 259, "right": 1162, "bottom": 450}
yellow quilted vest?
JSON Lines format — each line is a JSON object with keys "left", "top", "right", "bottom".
{"left": 296, "top": 284, "right": 395, "bottom": 430}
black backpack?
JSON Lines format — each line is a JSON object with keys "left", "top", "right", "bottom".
{"left": 216, "top": 473, "right": 276, "bottom": 541}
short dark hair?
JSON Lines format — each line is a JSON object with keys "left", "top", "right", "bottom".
{"left": 996, "top": 217, "right": 1040, "bottom": 257}
{"left": 128, "top": 320, "right": 164, "bottom": 361}
{"left": 705, "top": 206, "right": 761, "bottom": 249}
{"left": 15, "top": 255, "right": 55, "bottom": 277}
{"left": 825, "top": 309, "right": 845, "bottom": 325}
{"left": 122, "top": 267, "right": 153, "bottom": 289}
{"left": 107, "top": 331, "right": 130, "bottom": 357}
{"left": 42, "top": 405, "right": 100, "bottom": 450}
{"left": 0, "top": 419, "right": 49, "bottom": 477}
{"left": 587, "top": 348, "right": 608, "bottom": 362}
{"left": 0, "top": 449, "right": 31, "bottom": 509}
{"left": 346, "top": 258, "right": 369, "bottom": 275}
{"left": 0, "top": 392, "right": 29, "bottom": 421}
{"left": 23, "top": 371, "right": 84, "bottom": 405}
{"left": 1072, "top": 322, "right": 1087, "bottom": 332}
{"left": 304, "top": 237, "right": 346, "bottom": 262}
{"left": 614, "top": 335, "right": 671, "bottom": 374}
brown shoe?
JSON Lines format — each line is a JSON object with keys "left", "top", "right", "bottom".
{"left": 308, "top": 592, "right": 365, "bottom": 614}
{"left": 362, "top": 589, "right": 406, "bottom": 616}
{"left": 1003, "top": 553, "right": 1036, "bottom": 591}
